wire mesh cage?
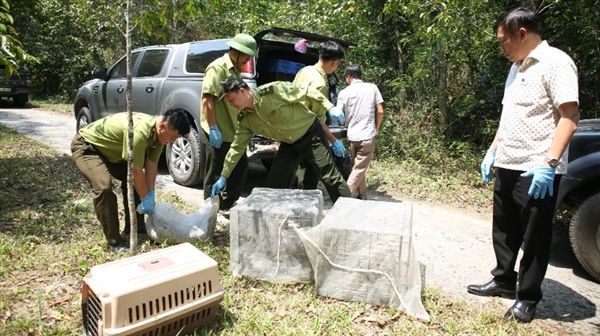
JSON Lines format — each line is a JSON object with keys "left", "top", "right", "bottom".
{"left": 81, "top": 243, "right": 224, "bottom": 336}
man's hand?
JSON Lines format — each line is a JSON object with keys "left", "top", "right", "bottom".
{"left": 211, "top": 177, "right": 227, "bottom": 198}
{"left": 331, "top": 139, "right": 345, "bottom": 157}
{"left": 209, "top": 125, "right": 223, "bottom": 148}
{"left": 139, "top": 190, "right": 156, "bottom": 215}
{"left": 520, "top": 164, "right": 556, "bottom": 199}
{"left": 480, "top": 149, "right": 496, "bottom": 183}
{"left": 327, "top": 106, "right": 345, "bottom": 126}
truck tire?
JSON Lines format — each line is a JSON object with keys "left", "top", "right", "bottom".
{"left": 166, "top": 127, "right": 205, "bottom": 187}
{"left": 13, "top": 94, "right": 28, "bottom": 107}
{"left": 76, "top": 106, "right": 92, "bottom": 131}
{"left": 569, "top": 191, "right": 600, "bottom": 282}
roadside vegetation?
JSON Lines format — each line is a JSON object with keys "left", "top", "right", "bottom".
{"left": 0, "top": 120, "right": 561, "bottom": 335}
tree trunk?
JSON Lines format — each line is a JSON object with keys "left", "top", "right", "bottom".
{"left": 126, "top": 0, "right": 138, "bottom": 255}
{"left": 437, "top": 40, "right": 449, "bottom": 137}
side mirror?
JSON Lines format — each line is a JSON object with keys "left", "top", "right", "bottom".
{"left": 91, "top": 67, "right": 107, "bottom": 80}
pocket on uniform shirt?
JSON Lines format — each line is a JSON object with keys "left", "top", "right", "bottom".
{"left": 508, "top": 79, "right": 544, "bottom": 107}
{"left": 267, "top": 109, "right": 286, "bottom": 123}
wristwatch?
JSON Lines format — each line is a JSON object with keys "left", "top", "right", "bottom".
{"left": 545, "top": 157, "right": 560, "bottom": 168}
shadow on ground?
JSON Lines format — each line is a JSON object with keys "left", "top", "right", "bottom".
{"left": 0, "top": 154, "right": 90, "bottom": 240}
{"left": 156, "top": 156, "right": 275, "bottom": 198}
{"left": 538, "top": 278, "right": 596, "bottom": 323}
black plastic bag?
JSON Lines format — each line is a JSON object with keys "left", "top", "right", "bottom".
{"left": 334, "top": 153, "right": 352, "bottom": 180}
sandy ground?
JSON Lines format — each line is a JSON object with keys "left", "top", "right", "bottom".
{"left": 1, "top": 106, "right": 598, "bottom": 335}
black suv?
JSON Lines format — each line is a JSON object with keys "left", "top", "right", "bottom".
{"left": 0, "top": 66, "right": 30, "bottom": 107}
{"left": 556, "top": 118, "right": 600, "bottom": 281}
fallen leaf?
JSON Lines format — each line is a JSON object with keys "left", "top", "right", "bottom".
{"left": 350, "top": 310, "right": 362, "bottom": 321}
{"left": 43, "top": 309, "right": 62, "bottom": 321}
{"left": 50, "top": 296, "right": 71, "bottom": 307}
{"left": 305, "top": 305, "right": 318, "bottom": 314}
{"left": 358, "top": 314, "right": 378, "bottom": 323}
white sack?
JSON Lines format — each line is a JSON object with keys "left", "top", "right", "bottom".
{"left": 145, "top": 197, "right": 219, "bottom": 245}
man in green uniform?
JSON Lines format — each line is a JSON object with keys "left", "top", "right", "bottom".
{"left": 200, "top": 33, "right": 258, "bottom": 212}
{"left": 71, "top": 109, "right": 190, "bottom": 253}
{"left": 211, "top": 76, "right": 350, "bottom": 203}
{"left": 293, "top": 40, "right": 347, "bottom": 189}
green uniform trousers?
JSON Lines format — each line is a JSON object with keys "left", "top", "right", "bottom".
{"left": 71, "top": 135, "right": 144, "bottom": 245}
{"left": 268, "top": 119, "right": 351, "bottom": 203}
{"left": 200, "top": 130, "right": 248, "bottom": 210}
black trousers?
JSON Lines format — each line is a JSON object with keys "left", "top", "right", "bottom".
{"left": 267, "top": 119, "right": 350, "bottom": 203}
{"left": 200, "top": 130, "right": 248, "bottom": 210}
{"left": 292, "top": 160, "right": 320, "bottom": 189}
{"left": 491, "top": 168, "right": 561, "bottom": 305}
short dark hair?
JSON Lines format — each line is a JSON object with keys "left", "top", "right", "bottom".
{"left": 319, "top": 41, "right": 345, "bottom": 61}
{"left": 494, "top": 7, "right": 542, "bottom": 36}
{"left": 162, "top": 108, "right": 191, "bottom": 136}
{"left": 345, "top": 65, "right": 362, "bottom": 79}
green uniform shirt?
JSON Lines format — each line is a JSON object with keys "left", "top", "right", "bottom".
{"left": 221, "top": 82, "right": 334, "bottom": 178}
{"left": 200, "top": 53, "right": 242, "bottom": 142}
{"left": 79, "top": 112, "right": 163, "bottom": 168}
{"left": 293, "top": 64, "right": 330, "bottom": 119}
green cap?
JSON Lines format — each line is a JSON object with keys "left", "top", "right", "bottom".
{"left": 218, "top": 76, "right": 245, "bottom": 103}
{"left": 226, "top": 33, "right": 259, "bottom": 58}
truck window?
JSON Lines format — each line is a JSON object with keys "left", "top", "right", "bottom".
{"left": 136, "top": 49, "right": 170, "bottom": 77}
{"left": 186, "top": 40, "right": 229, "bottom": 74}
{"left": 109, "top": 52, "right": 140, "bottom": 80}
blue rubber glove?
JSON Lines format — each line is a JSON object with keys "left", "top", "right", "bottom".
{"left": 480, "top": 149, "right": 496, "bottom": 183}
{"left": 139, "top": 190, "right": 156, "bottom": 215}
{"left": 327, "top": 106, "right": 345, "bottom": 126}
{"left": 209, "top": 125, "right": 222, "bottom": 149}
{"left": 520, "top": 164, "right": 556, "bottom": 199}
{"left": 331, "top": 139, "right": 345, "bottom": 157}
{"left": 211, "top": 177, "right": 227, "bottom": 198}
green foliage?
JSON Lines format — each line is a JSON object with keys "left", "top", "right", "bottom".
{"left": 9, "top": 0, "right": 600, "bottom": 168}
{"left": 0, "top": 0, "right": 33, "bottom": 78}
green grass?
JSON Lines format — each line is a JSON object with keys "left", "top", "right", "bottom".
{"left": 27, "top": 97, "right": 72, "bottom": 115}
{"left": 0, "top": 124, "right": 561, "bottom": 335}
{"left": 367, "top": 158, "right": 494, "bottom": 217}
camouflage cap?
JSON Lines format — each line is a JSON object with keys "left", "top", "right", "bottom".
{"left": 217, "top": 76, "right": 245, "bottom": 103}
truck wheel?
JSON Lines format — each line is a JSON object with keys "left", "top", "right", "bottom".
{"left": 76, "top": 106, "right": 92, "bottom": 131}
{"left": 13, "top": 94, "right": 28, "bottom": 107}
{"left": 166, "top": 127, "right": 205, "bottom": 187}
{"left": 569, "top": 191, "right": 600, "bottom": 282}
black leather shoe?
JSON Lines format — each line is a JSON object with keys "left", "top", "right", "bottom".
{"left": 504, "top": 301, "right": 536, "bottom": 323}
{"left": 467, "top": 279, "right": 516, "bottom": 299}
{"left": 108, "top": 241, "right": 129, "bottom": 254}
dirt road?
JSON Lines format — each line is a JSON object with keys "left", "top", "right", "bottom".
{"left": 1, "top": 106, "right": 598, "bottom": 334}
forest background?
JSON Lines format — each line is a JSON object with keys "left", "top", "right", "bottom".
{"left": 5, "top": 0, "right": 600, "bottom": 173}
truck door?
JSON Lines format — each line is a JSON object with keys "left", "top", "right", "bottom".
{"left": 105, "top": 52, "right": 140, "bottom": 116}
{"left": 131, "top": 49, "right": 170, "bottom": 115}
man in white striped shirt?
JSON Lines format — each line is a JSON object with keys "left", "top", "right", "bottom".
{"left": 336, "top": 65, "right": 384, "bottom": 200}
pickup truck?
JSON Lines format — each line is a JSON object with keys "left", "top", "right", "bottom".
{"left": 555, "top": 118, "right": 600, "bottom": 282}
{"left": 73, "top": 28, "right": 350, "bottom": 187}
{"left": 0, "top": 66, "right": 30, "bottom": 107}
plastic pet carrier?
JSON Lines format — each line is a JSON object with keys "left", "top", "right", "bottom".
{"left": 81, "top": 243, "right": 224, "bottom": 336}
